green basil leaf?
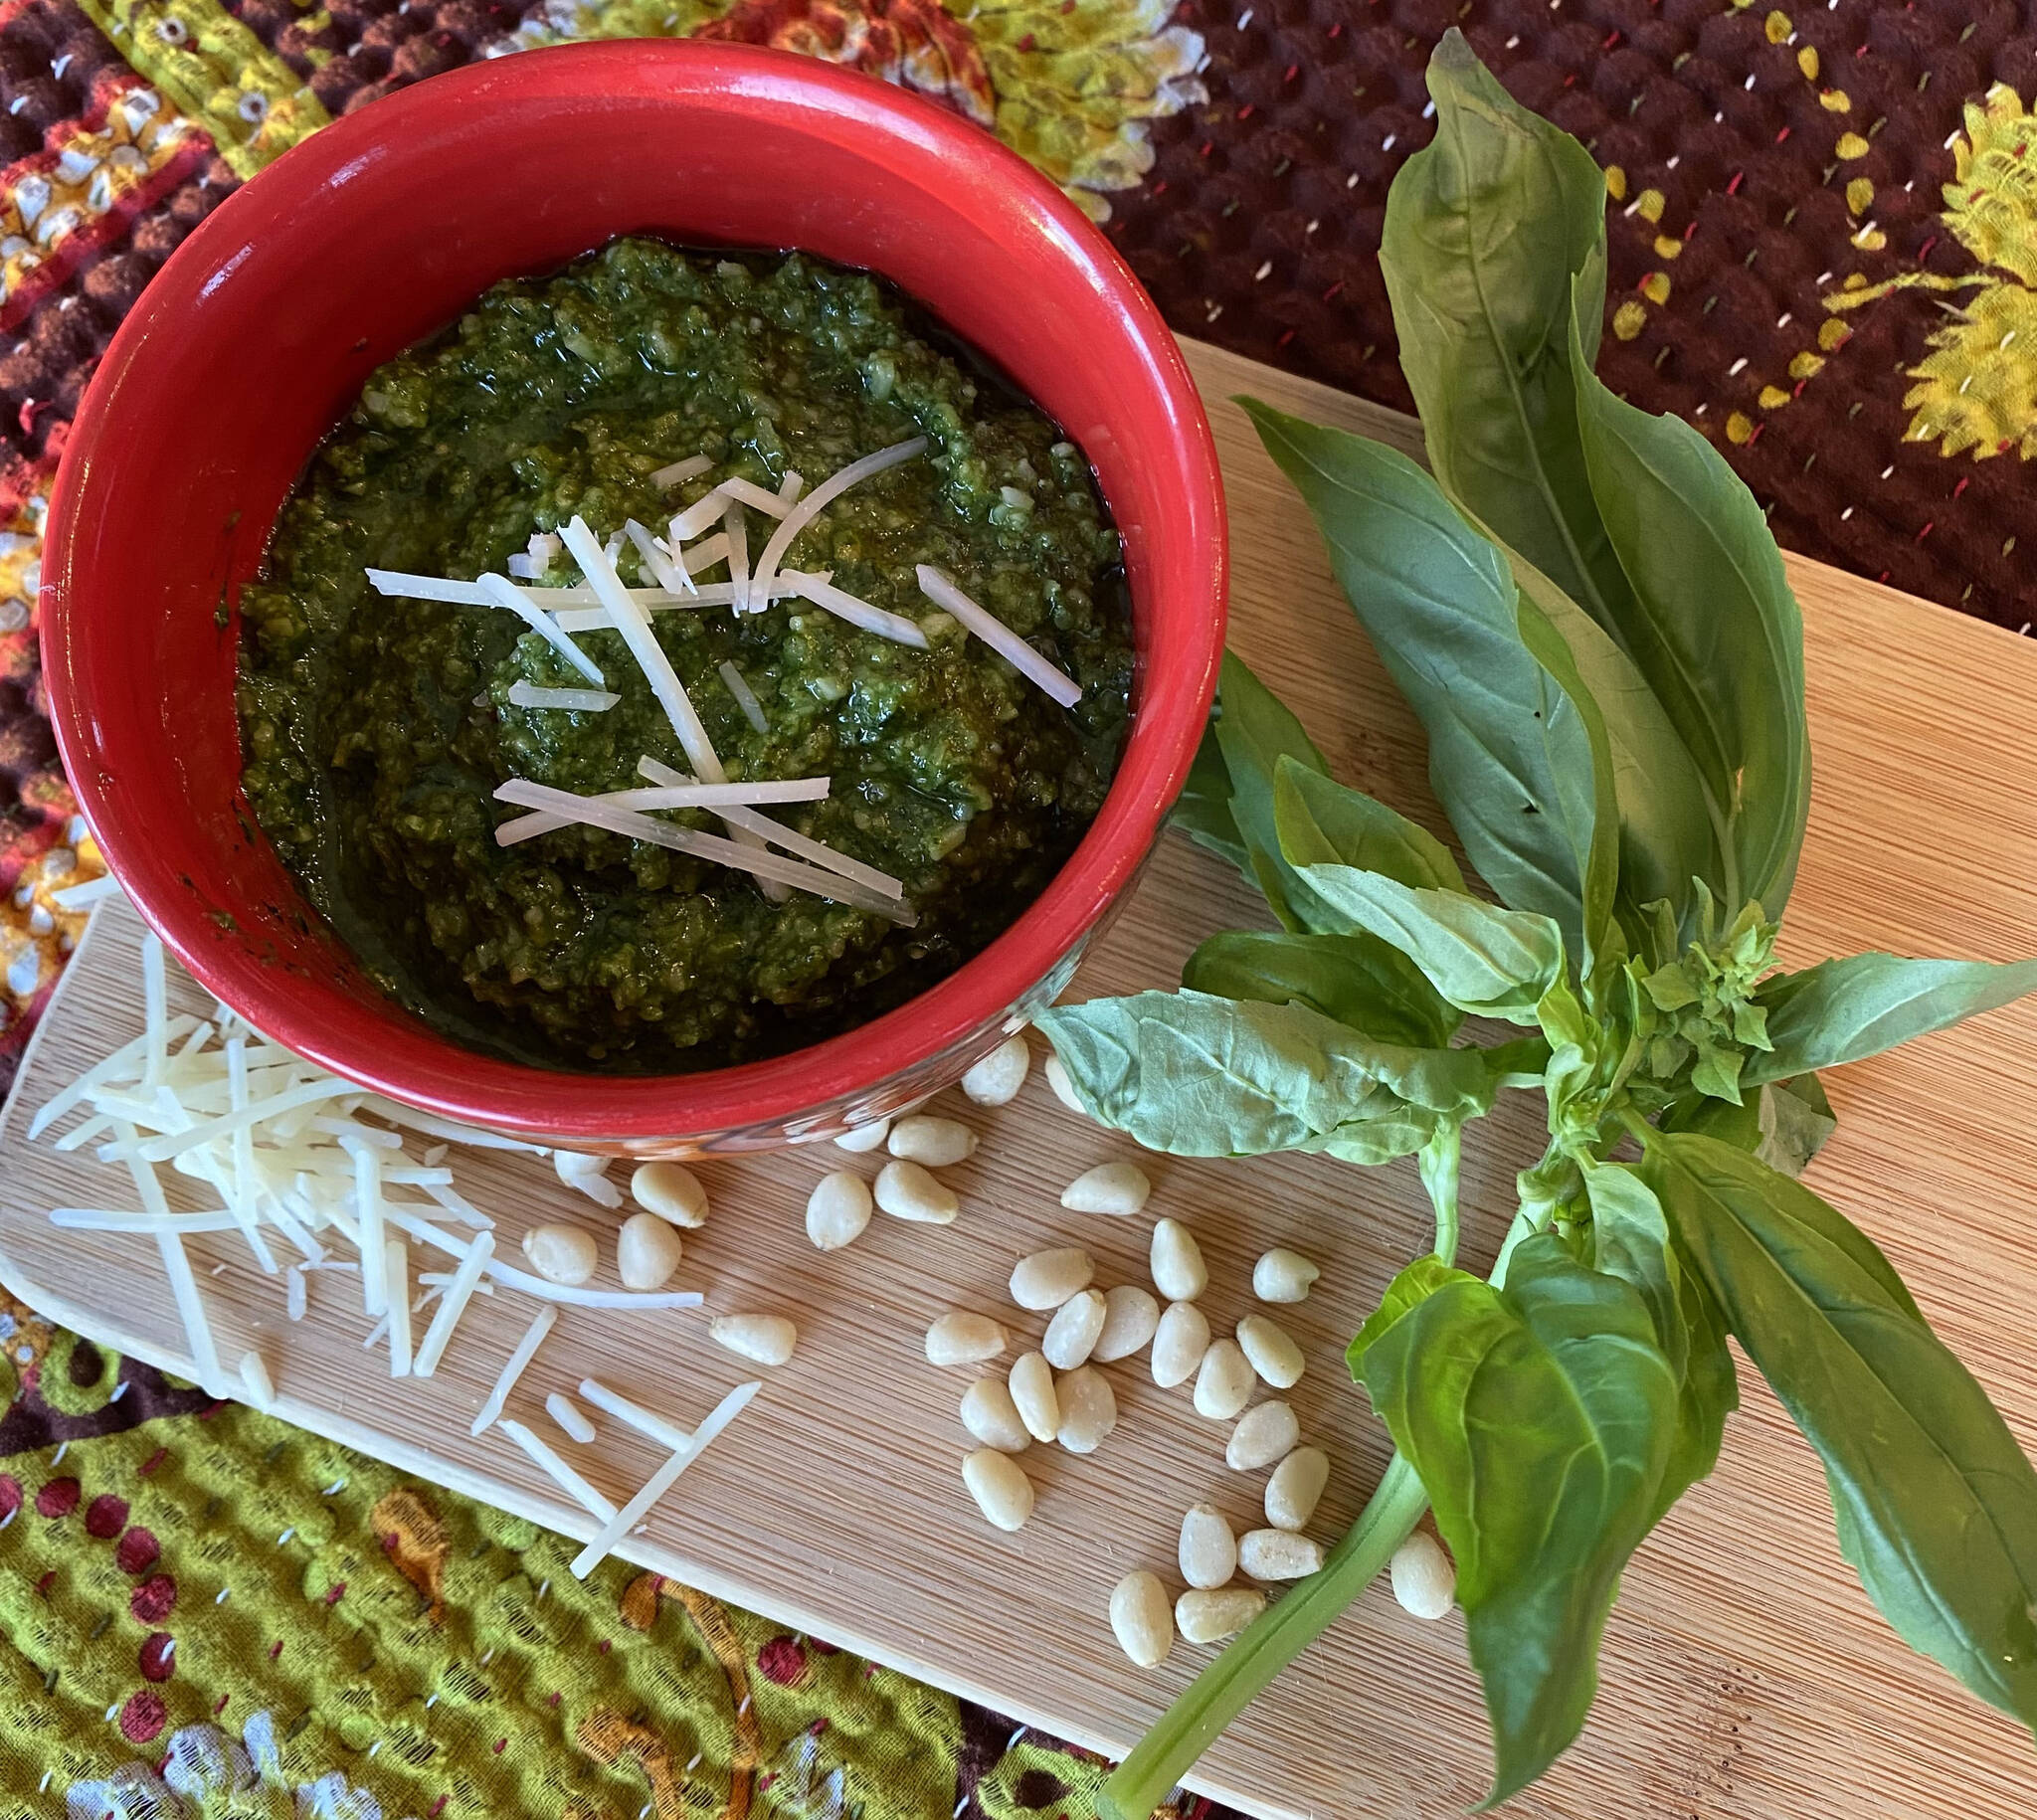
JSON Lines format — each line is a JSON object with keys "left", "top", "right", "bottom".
{"left": 1357, "top": 1232, "right": 1677, "bottom": 1804}
{"left": 1566, "top": 285, "right": 1812, "bottom": 920}
{"left": 1273, "top": 756, "right": 1466, "bottom": 893}
{"left": 1240, "top": 399, "right": 1601, "bottom": 962}
{"left": 1183, "top": 928, "right": 1461, "bottom": 1051}
{"left": 1749, "top": 953, "right": 2037, "bottom": 1086}
{"left": 1641, "top": 1131, "right": 2037, "bottom": 1731}
{"left": 1210, "top": 649, "right": 1332, "bottom": 933}
{"left": 1381, "top": 29, "right": 1631, "bottom": 638}
{"left": 1036, "top": 990, "right": 1499, "bottom": 1159}
{"left": 1346, "top": 1252, "right": 1471, "bottom": 1379}
{"left": 1172, "top": 715, "right": 1251, "bottom": 876}
{"left": 1582, "top": 1161, "right": 1738, "bottom": 1524}
{"left": 1295, "top": 862, "right": 1565, "bottom": 1022}
{"left": 1662, "top": 1073, "right": 1836, "bottom": 1180}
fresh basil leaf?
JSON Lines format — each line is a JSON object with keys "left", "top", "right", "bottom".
{"left": 1240, "top": 399, "right": 1601, "bottom": 963}
{"left": 1172, "top": 715, "right": 1251, "bottom": 876}
{"left": 1566, "top": 285, "right": 1811, "bottom": 920}
{"left": 1641, "top": 1131, "right": 2037, "bottom": 1731}
{"left": 1582, "top": 1161, "right": 1737, "bottom": 1525}
{"left": 1662, "top": 1073, "right": 1836, "bottom": 1180}
{"left": 1273, "top": 757, "right": 1466, "bottom": 893}
{"left": 1036, "top": 990, "right": 1499, "bottom": 1160}
{"left": 1346, "top": 1252, "right": 1471, "bottom": 1379}
{"left": 1749, "top": 953, "right": 2037, "bottom": 1086}
{"left": 1357, "top": 1232, "right": 1677, "bottom": 1804}
{"left": 1210, "top": 649, "right": 1332, "bottom": 932}
{"left": 1295, "top": 862, "right": 1564, "bottom": 1022}
{"left": 1183, "top": 928, "right": 1461, "bottom": 1051}
{"left": 1382, "top": 29, "right": 1632, "bottom": 638}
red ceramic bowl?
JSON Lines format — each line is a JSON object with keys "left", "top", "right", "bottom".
{"left": 41, "top": 42, "right": 1225, "bottom": 1153}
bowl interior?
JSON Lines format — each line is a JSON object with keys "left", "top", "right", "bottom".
{"left": 43, "top": 43, "right": 1224, "bottom": 1142}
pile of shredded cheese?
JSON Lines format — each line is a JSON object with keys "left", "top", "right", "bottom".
{"left": 362, "top": 438, "right": 1089, "bottom": 917}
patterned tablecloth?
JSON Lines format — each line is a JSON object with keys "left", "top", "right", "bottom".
{"left": 1, "top": 3, "right": 2032, "bottom": 1814}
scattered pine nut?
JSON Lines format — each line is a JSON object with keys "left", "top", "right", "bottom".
{"left": 1253, "top": 1247, "right": 1319, "bottom": 1304}
{"left": 807, "top": 1172, "right": 873, "bottom": 1250}
{"left": 1110, "top": 1570, "right": 1175, "bottom": 1669}
{"left": 710, "top": 1313, "right": 797, "bottom": 1367}
{"left": 961, "top": 1033, "right": 1030, "bottom": 1107}
{"left": 963, "top": 1447, "right": 1034, "bottom": 1532}
{"left": 1010, "top": 1352, "right": 1059, "bottom": 1442}
{"left": 1055, "top": 1365, "right": 1117, "bottom": 1454}
{"left": 927, "top": 1311, "right": 1008, "bottom": 1366}
{"left": 1150, "top": 1218, "right": 1208, "bottom": 1302}
{"left": 522, "top": 1224, "right": 598, "bottom": 1288}
{"left": 1043, "top": 1052, "right": 1084, "bottom": 1113}
{"left": 617, "top": 1212, "right": 683, "bottom": 1291}
{"left": 1227, "top": 1400, "right": 1300, "bottom": 1472}
{"left": 1390, "top": 1531, "right": 1456, "bottom": 1619}
{"left": 1041, "top": 1288, "right": 1108, "bottom": 1369}
{"left": 1152, "top": 1301, "right": 1211, "bottom": 1389}
{"left": 1010, "top": 1245, "right": 1093, "bottom": 1311}
{"left": 888, "top": 1115, "right": 978, "bottom": 1167}
{"left": 874, "top": 1159, "right": 960, "bottom": 1224}
{"left": 1060, "top": 1162, "right": 1150, "bottom": 1216}
{"left": 1091, "top": 1285, "right": 1160, "bottom": 1364}
{"left": 833, "top": 1118, "right": 892, "bottom": 1154}
{"left": 1179, "top": 1502, "right": 1238, "bottom": 1590}
{"left": 1239, "top": 1528, "right": 1325, "bottom": 1581}
{"left": 960, "top": 1377, "right": 1030, "bottom": 1452}
{"left": 632, "top": 1161, "right": 708, "bottom": 1227}
{"left": 1194, "top": 1339, "right": 1254, "bottom": 1420}
{"left": 1236, "top": 1314, "right": 1305, "bottom": 1389}
{"left": 1265, "top": 1446, "right": 1330, "bottom": 1533}
{"left": 1176, "top": 1586, "right": 1265, "bottom": 1644}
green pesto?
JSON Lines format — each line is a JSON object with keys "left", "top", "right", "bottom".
{"left": 236, "top": 240, "right": 1133, "bottom": 1071}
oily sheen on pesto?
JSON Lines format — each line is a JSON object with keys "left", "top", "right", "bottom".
{"left": 236, "top": 240, "right": 1133, "bottom": 1072}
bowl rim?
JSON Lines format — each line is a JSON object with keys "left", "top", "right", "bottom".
{"left": 42, "top": 41, "right": 1227, "bottom": 1142}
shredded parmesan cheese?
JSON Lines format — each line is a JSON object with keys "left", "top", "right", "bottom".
{"left": 506, "top": 682, "right": 621, "bottom": 713}
{"left": 624, "top": 517, "right": 696, "bottom": 599}
{"left": 492, "top": 776, "right": 832, "bottom": 847}
{"left": 778, "top": 470, "right": 805, "bottom": 504}
{"left": 240, "top": 1351, "right": 276, "bottom": 1410}
{"left": 717, "top": 476, "right": 792, "bottom": 520}
{"left": 650, "top": 455, "right": 713, "bottom": 488}
{"left": 498, "top": 1418, "right": 618, "bottom": 1522}
{"left": 549, "top": 575, "right": 803, "bottom": 633}
{"left": 384, "top": 1237, "right": 413, "bottom": 1377}
{"left": 470, "top": 1304, "right": 557, "bottom": 1435}
{"left": 914, "top": 566, "right": 1082, "bottom": 708}
{"left": 547, "top": 1390, "right": 597, "bottom": 1443}
{"left": 751, "top": 437, "right": 927, "bottom": 619}
{"left": 723, "top": 498, "right": 752, "bottom": 616}
{"left": 476, "top": 573, "right": 607, "bottom": 687}
{"left": 668, "top": 486, "right": 733, "bottom": 544}
{"left": 718, "top": 661, "right": 768, "bottom": 732}
{"left": 577, "top": 1377, "right": 694, "bottom": 1453}
{"left": 781, "top": 570, "right": 930, "bottom": 648}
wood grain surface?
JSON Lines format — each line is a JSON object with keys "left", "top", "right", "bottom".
{"left": 5, "top": 340, "right": 2037, "bottom": 1818}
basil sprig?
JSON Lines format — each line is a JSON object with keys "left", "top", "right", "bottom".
{"left": 1044, "top": 31, "right": 2037, "bottom": 1816}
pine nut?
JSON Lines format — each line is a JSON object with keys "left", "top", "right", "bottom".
{"left": 1042, "top": 1289, "right": 1108, "bottom": 1369}
{"left": 1009, "top": 1352, "right": 1059, "bottom": 1441}
{"left": 1390, "top": 1531, "right": 1456, "bottom": 1619}
{"left": 1152, "top": 1301, "right": 1211, "bottom": 1388}
{"left": 874, "top": 1159, "right": 960, "bottom": 1224}
{"left": 927, "top": 1311, "right": 1008, "bottom": 1366}
{"left": 961, "top": 1377, "right": 1030, "bottom": 1452}
{"left": 616, "top": 1211, "right": 683, "bottom": 1291}
{"left": 522, "top": 1223, "right": 597, "bottom": 1287}
{"left": 1227, "top": 1400, "right": 1300, "bottom": 1471}
{"left": 961, "top": 1033, "right": 1030, "bottom": 1106}
{"left": 834, "top": 1117, "right": 891, "bottom": 1154}
{"left": 1150, "top": 1217, "right": 1207, "bottom": 1302}
{"left": 1110, "top": 1569, "right": 1175, "bottom": 1669}
{"left": 1010, "top": 1246, "right": 1093, "bottom": 1311}
{"left": 1239, "top": 1528, "right": 1325, "bottom": 1581}
{"left": 1265, "top": 1445, "right": 1330, "bottom": 1532}
{"left": 631, "top": 1162, "right": 708, "bottom": 1227}
{"left": 1178, "top": 1502, "right": 1238, "bottom": 1589}
{"left": 709, "top": 1313, "right": 797, "bottom": 1367}
{"left": 1253, "top": 1247, "right": 1319, "bottom": 1303}
{"left": 1091, "top": 1285, "right": 1160, "bottom": 1363}
{"left": 555, "top": 1151, "right": 622, "bottom": 1207}
{"left": 1176, "top": 1586, "right": 1265, "bottom": 1644}
{"left": 1055, "top": 1365, "right": 1118, "bottom": 1453}
{"left": 1043, "top": 1052, "right": 1084, "bottom": 1112}
{"left": 1236, "top": 1314, "right": 1305, "bottom": 1389}
{"left": 888, "top": 1114, "right": 978, "bottom": 1167}
{"left": 962, "top": 1447, "right": 1034, "bottom": 1532}
{"left": 1060, "top": 1162, "right": 1151, "bottom": 1216}
{"left": 806, "top": 1171, "right": 873, "bottom": 1250}
{"left": 1194, "top": 1339, "right": 1254, "bottom": 1420}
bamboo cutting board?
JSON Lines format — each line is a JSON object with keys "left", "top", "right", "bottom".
{"left": 6, "top": 341, "right": 2037, "bottom": 1819}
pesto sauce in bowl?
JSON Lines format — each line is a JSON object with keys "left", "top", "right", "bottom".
{"left": 236, "top": 239, "right": 1134, "bottom": 1072}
